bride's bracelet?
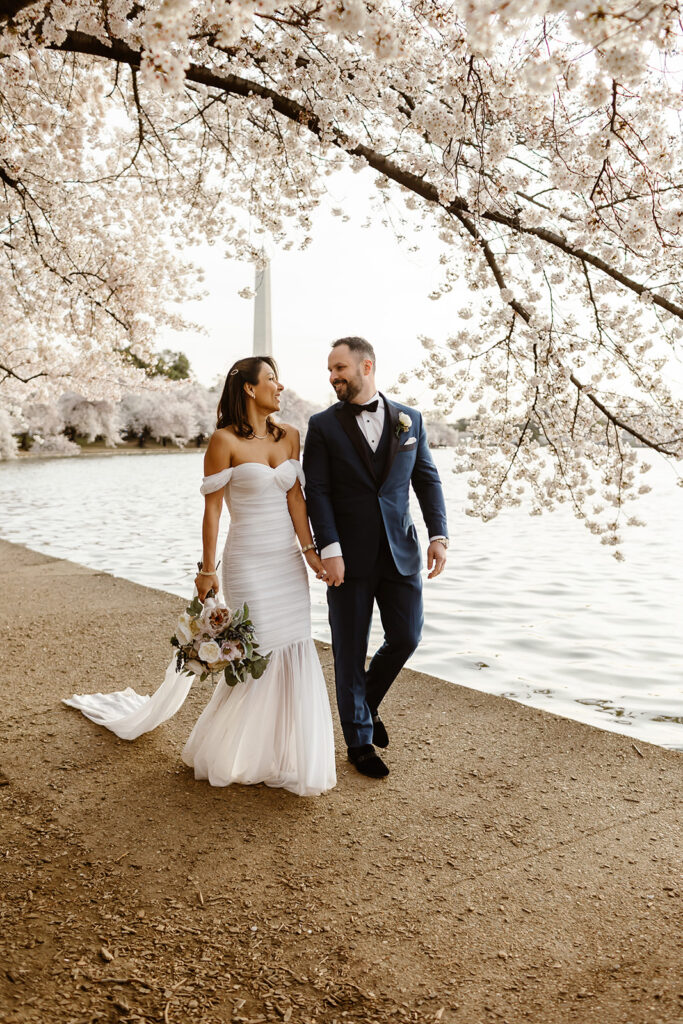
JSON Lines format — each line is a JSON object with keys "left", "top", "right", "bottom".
{"left": 196, "top": 559, "right": 220, "bottom": 577}
{"left": 301, "top": 543, "right": 316, "bottom": 554}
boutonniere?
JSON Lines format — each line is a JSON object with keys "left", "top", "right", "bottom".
{"left": 395, "top": 412, "right": 411, "bottom": 439}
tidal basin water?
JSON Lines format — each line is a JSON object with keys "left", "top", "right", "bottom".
{"left": 1, "top": 450, "right": 681, "bottom": 749}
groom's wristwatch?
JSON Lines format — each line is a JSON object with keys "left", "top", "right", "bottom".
{"left": 430, "top": 536, "right": 449, "bottom": 548}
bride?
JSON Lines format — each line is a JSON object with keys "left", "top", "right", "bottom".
{"left": 64, "top": 356, "right": 337, "bottom": 797}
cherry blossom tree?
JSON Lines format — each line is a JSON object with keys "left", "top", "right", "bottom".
{"left": 2, "top": 0, "right": 683, "bottom": 549}
{"left": 0, "top": 406, "right": 18, "bottom": 458}
{"left": 21, "top": 398, "right": 64, "bottom": 440}
{"left": 18, "top": 394, "right": 65, "bottom": 452}
{"left": 186, "top": 382, "right": 220, "bottom": 443}
{"left": 119, "top": 386, "right": 208, "bottom": 445}
{"left": 59, "top": 392, "right": 121, "bottom": 445}
{"left": 423, "top": 419, "right": 461, "bottom": 449}
{"left": 0, "top": 381, "right": 218, "bottom": 457}
{"left": 278, "top": 389, "right": 323, "bottom": 438}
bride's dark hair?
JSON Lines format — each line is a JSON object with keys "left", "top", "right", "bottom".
{"left": 216, "top": 356, "right": 285, "bottom": 441}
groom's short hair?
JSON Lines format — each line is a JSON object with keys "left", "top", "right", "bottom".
{"left": 331, "top": 336, "right": 376, "bottom": 367}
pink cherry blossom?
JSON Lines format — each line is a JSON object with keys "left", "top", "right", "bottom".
{"left": 0, "top": 0, "right": 682, "bottom": 553}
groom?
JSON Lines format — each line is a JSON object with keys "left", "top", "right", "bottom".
{"left": 303, "top": 337, "right": 449, "bottom": 778}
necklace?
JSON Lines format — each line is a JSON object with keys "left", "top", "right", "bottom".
{"left": 251, "top": 430, "right": 268, "bottom": 440}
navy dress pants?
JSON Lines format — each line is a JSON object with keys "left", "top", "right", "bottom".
{"left": 326, "top": 536, "right": 423, "bottom": 748}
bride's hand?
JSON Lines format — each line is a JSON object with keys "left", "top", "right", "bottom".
{"left": 195, "top": 572, "right": 220, "bottom": 603}
{"left": 304, "top": 549, "right": 327, "bottom": 581}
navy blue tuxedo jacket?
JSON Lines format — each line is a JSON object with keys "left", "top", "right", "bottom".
{"left": 303, "top": 395, "right": 448, "bottom": 578}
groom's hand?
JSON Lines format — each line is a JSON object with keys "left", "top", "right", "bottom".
{"left": 322, "top": 556, "right": 345, "bottom": 587}
{"left": 427, "top": 541, "right": 447, "bottom": 579}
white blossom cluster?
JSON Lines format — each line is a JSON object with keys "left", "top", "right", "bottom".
{"left": 1, "top": 0, "right": 683, "bottom": 546}
{"left": 1, "top": 381, "right": 218, "bottom": 458}
{"left": 0, "top": 378, "right": 322, "bottom": 459}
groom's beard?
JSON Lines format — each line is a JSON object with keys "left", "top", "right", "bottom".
{"left": 332, "top": 373, "right": 363, "bottom": 403}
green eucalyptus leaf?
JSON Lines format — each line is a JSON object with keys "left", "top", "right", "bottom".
{"left": 250, "top": 658, "right": 268, "bottom": 680}
{"left": 224, "top": 665, "right": 238, "bottom": 686}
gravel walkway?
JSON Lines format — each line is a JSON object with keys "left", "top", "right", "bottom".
{"left": 1, "top": 539, "right": 680, "bottom": 1024}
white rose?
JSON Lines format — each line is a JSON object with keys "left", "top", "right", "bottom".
{"left": 399, "top": 412, "right": 411, "bottom": 428}
{"left": 198, "top": 640, "right": 222, "bottom": 664}
{"left": 184, "top": 659, "right": 204, "bottom": 675}
{"left": 175, "top": 613, "right": 193, "bottom": 644}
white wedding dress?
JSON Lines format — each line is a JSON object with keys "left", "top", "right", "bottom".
{"left": 63, "top": 460, "right": 337, "bottom": 797}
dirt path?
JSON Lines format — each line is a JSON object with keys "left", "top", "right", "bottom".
{"left": 0, "top": 539, "right": 681, "bottom": 1024}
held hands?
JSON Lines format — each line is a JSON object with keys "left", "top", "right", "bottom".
{"left": 321, "top": 555, "right": 345, "bottom": 587}
{"left": 195, "top": 571, "right": 220, "bottom": 603}
{"left": 427, "top": 541, "right": 447, "bottom": 580}
{"left": 304, "top": 548, "right": 328, "bottom": 581}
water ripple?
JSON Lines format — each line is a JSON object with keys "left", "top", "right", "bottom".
{"left": 0, "top": 449, "right": 681, "bottom": 749}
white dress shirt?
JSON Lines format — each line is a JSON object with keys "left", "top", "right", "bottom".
{"left": 353, "top": 391, "right": 384, "bottom": 451}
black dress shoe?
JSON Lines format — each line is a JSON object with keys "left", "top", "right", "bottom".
{"left": 347, "top": 744, "right": 389, "bottom": 778}
{"left": 372, "top": 714, "right": 389, "bottom": 748}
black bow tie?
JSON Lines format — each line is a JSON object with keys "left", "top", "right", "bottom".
{"left": 350, "top": 399, "right": 379, "bottom": 415}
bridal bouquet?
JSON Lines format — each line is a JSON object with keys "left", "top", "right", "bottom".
{"left": 171, "top": 594, "right": 270, "bottom": 686}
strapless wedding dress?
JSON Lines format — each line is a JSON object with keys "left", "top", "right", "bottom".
{"left": 63, "top": 460, "right": 337, "bottom": 797}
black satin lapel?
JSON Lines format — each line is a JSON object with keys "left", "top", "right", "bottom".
{"left": 378, "top": 397, "right": 401, "bottom": 489}
{"left": 334, "top": 403, "right": 376, "bottom": 482}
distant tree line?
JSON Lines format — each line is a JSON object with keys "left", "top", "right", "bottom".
{"left": 0, "top": 353, "right": 329, "bottom": 459}
{"left": 0, "top": 346, "right": 478, "bottom": 460}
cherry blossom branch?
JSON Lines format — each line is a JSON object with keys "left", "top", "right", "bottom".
{"left": 1, "top": 153, "right": 132, "bottom": 329}
{"left": 0, "top": 1, "right": 37, "bottom": 20}
{"left": 48, "top": 29, "right": 683, "bottom": 325}
{"left": 0, "top": 360, "right": 49, "bottom": 384}
{"left": 452, "top": 206, "right": 679, "bottom": 456}
{"left": 566, "top": 376, "right": 680, "bottom": 454}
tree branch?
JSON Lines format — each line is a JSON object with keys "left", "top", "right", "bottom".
{"left": 0, "top": 0, "right": 39, "bottom": 21}
{"left": 452, "top": 206, "right": 678, "bottom": 456}
{"left": 566, "top": 374, "right": 679, "bottom": 455}
{"left": 48, "top": 28, "right": 683, "bottom": 325}
{"left": 0, "top": 361, "right": 49, "bottom": 384}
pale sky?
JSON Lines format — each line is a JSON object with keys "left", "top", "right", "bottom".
{"left": 164, "top": 167, "right": 472, "bottom": 407}
{"left": 164, "top": 164, "right": 683, "bottom": 408}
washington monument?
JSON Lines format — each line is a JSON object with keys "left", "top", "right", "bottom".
{"left": 253, "top": 255, "right": 272, "bottom": 356}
